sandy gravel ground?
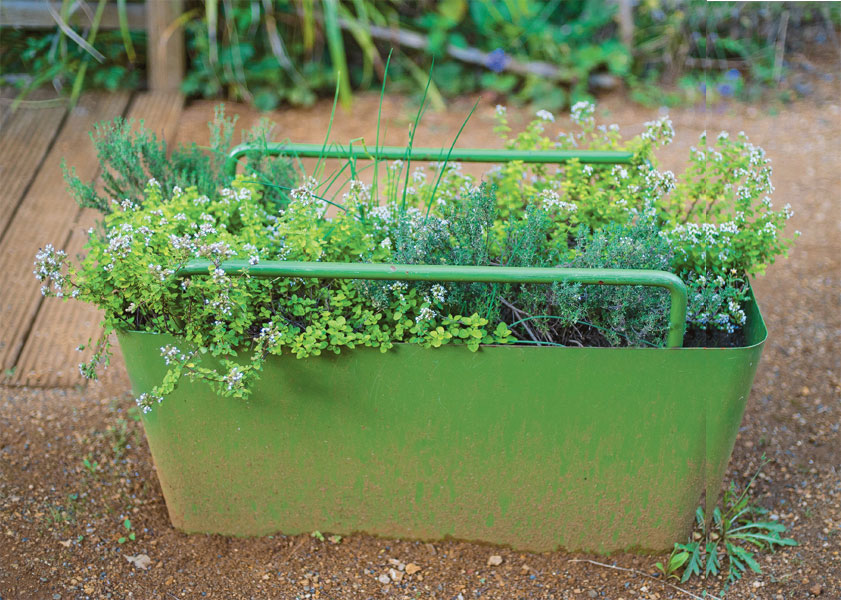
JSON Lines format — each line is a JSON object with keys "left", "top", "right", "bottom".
{"left": 1, "top": 56, "right": 839, "bottom": 600}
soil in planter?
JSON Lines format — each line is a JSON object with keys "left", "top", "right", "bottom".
{"left": 683, "top": 326, "right": 747, "bottom": 348}
{"left": 503, "top": 323, "right": 747, "bottom": 349}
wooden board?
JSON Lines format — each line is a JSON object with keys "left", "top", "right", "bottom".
{"left": 146, "top": 0, "right": 185, "bottom": 92}
{"left": 0, "top": 103, "right": 67, "bottom": 242}
{"left": 11, "top": 91, "right": 184, "bottom": 388}
{"left": 1, "top": 1, "right": 146, "bottom": 29}
{"left": 0, "top": 92, "right": 130, "bottom": 379}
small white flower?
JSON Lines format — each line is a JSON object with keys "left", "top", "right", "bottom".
{"left": 570, "top": 101, "right": 595, "bottom": 126}
{"left": 535, "top": 109, "right": 555, "bottom": 123}
{"left": 539, "top": 189, "right": 577, "bottom": 213}
{"left": 416, "top": 305, "right": 437, "bottom": 324}
{"left": 783, "top": 203, "right": 794, "bottom": 219}
{"left": 430, "top": 284, "right": 447, "bottom": 304}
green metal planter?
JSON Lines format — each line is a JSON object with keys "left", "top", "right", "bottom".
{"left": 117, "top": 145, "right": 768, "bottom": 553}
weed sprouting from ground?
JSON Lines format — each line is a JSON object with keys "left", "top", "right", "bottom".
{"left": 655, "top": 456, "right": 797, "bottom": 589}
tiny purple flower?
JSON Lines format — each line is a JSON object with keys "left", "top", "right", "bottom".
{"left": 485, "top": 48, "right": 510, "bottom": 73}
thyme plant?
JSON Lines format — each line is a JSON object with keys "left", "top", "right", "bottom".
{"left": 63, "top": 106, "right": 296, "bottom": 214}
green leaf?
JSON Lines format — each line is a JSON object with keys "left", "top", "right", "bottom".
{"left": 670, "top": 551, "right": 689, "bottom": 571}
{"left": 704, "top": 542, "right": 720, "bottom": 576}
{"left": 680, "top": 542, "right": 702, "bottom": 583}
{"left": 731, "top": 545, "right": 762, "bottom": 574}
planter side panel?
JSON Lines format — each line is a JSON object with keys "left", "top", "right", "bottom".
{"left": 119, "top": 328, "right": 763, "bottom": 553}
{"left": 705, "top": 288, "right": 766, "bottom": 508}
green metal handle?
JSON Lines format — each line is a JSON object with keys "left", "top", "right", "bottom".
{"left": 179, "top": 260, "right": 687, "bottom": 348}
{"left": 225, "top": 143, "right": 634, "bottom": 177}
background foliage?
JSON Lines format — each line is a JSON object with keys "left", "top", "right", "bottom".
{"left": 2, "top": 0, "right": 838, "bottom": 109}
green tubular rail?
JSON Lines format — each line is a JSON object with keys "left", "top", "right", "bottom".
{"left": 179, "top": 260, "right": 687, "bottom": 348}
{"left": 218, "top": 143, "right": 681, "bottom": 345}
{"left": 224, "top": 143, "right": 634, "bottom": 177}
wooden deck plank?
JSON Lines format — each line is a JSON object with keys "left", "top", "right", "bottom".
{"left": 0, "top": 103, "right": 67, "bottom": 242}
{"left": 0, "top": 92, "right": 130, "bottom": 377}
{"left": 11, "top": 92, "right": 184, "bottom": 387}
{"left": 0, "top": 101, "right": 11, "bottom": 129}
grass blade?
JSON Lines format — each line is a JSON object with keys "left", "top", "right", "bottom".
{"left": 47, "top": 1, "right": 106, "bottom": 62}
{"left": 116, "top": 0, "right": 136, "bottom": 62}
{"left": 70, "top": 0, "right": 108, "bottom": 108}
{"left": 206, "top": 0, "right": 219, "bottom": 66}
{"left": 424, "top": 99, "right": 478, "bottom": 216}
{"left": 400, "top": 57, "right": 434, "bottom": 210}
{"left": 301, "top": 0, "right": 315, "bottom": 50}
{"left": 372, "top": 49, "right": 393, "bottom": 204}
{"left": 323, "top": 0, "right": 353, "bottom": 109}
{"left": 261, "top": 0, "right": 305, "bottom": 84}
{"left": 401, "top": 56, "right": 446, "bottom": 112}
{"left": 314, "top": 79, "right": 342, "bottom": 180}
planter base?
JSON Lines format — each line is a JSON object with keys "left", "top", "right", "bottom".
{"left": 120, "top": 291, "right": 765, "bottom": 553}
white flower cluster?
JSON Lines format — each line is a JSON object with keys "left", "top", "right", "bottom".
{"left": 289, "top": 177, "right": 320, "bottom": 205}
{"left": 225, "top": 366, "right": 244, "bottom": 391}
{"left": 416, "top": 304, "right": 436, "bottom": 324}
{"left": 148, "top": 263, "right": 174, "bottom": 283}
{"left": 136, "top": 392, "right": 164, "bottom": 413}
{"left": 570, "top": 101, "right": 595, "bottom": 127}
{"left": 198, "top": 241, "right": 236, "bottom": 260}
{"left": 535, "top": 109, "right": 555, "bottom": 123}
{"left": 258, "top": 321, "right": 282, "bottom": 348}
{"left": 169, "top": 233, "right": 196, "bottom": 252}
{"left": 430, "top": 284, "right": 447, "bottom": 304}
{"left": 783, "top": 203, "right": 794, "bottom": 219}
{"left": 33, "top": 244, "right": 68, "bottom": 297}
{"left": 640, "top": 166, "right": 676, "bottom": 198}
{"left": 111, "top": 198, "right": 137, "bottom": 212}
{"left": 159, "top": 344, "right": 193, "bottom": 366}
{"left": 344, "top": 179, "right": 372, "bottom": 204}
{"left": 640, "top": 116, "right": 675, "bottom": 146}
{"left": 220, "top": 185, "right": 252, "bottom": 204}
{"left": 666, "top": 221, "right": 741, "bottom": 248}
{"left": 390, "top": 281, "right": 408, "bottom": 304}
{"left": 539, "top": 189, "right": 578, "bottom": 213}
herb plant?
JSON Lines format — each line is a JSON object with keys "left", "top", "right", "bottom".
{"left": 64, "top": 106, "right": 296, "bottom": 214}
{"left": 35, "top": 101, "right": 797, "bottom": 410}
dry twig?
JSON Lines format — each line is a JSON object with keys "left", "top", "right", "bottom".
{"left": 567, "top": 558, "right": 721, "bottom": 600}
